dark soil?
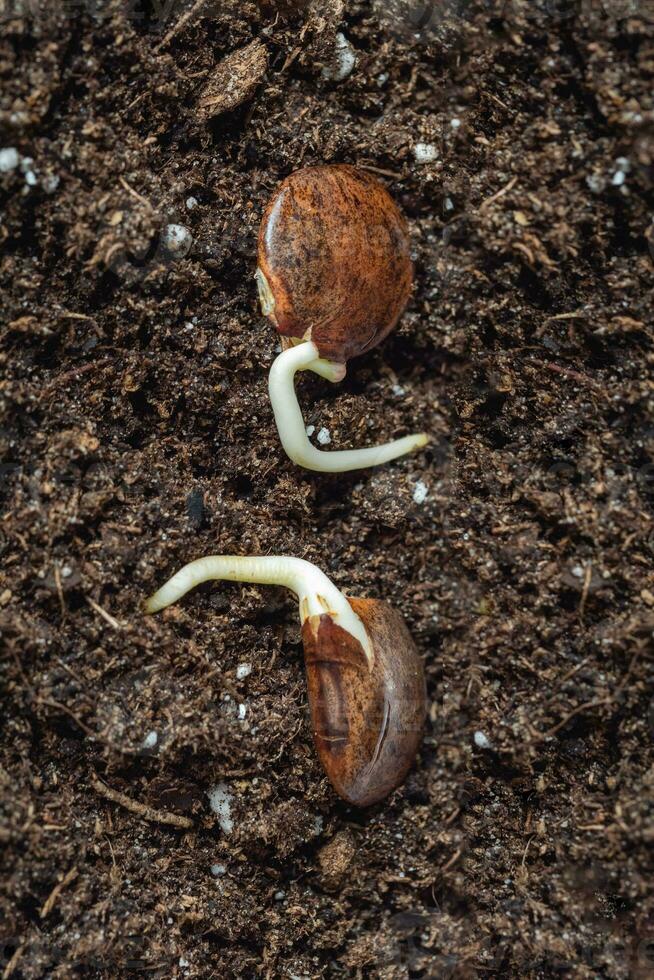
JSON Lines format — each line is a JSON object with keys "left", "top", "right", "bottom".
{"left": 2, "top": 1, "right": 654, "bottom": 977}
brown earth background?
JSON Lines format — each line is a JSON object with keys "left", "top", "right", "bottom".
{"left": 1, "top": 1, "right": 654, "bottom": 977}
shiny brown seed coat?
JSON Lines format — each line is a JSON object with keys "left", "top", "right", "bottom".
{"left": 258, "top": 165, "right": 414, "bottom": 363}
{"left": 302, "top": 597, "right": 426, "bottom": 806}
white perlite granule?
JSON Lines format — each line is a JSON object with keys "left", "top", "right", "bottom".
{"left": 322, "top": 33, "right": 356, "bottom": 82}
{"left": 413, "top": 481, "right": 428, "bottom": 505}
{"left": 414, "top": 142, "right": 438, "bottom": 164}
{"left": 207, "top": 782, "right": 234, "bottom": 834}
{"left": 162, "top": 223, "right": 193, "bottom": 257}
{"left": 474, "top": 731, "right": 492, "bottom": 750}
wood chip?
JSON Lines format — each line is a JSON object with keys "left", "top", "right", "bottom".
{"left": 195, "top": 40, "right": 268, "bottom": 123}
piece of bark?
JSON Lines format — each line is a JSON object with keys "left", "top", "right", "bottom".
{"left": 195, "top": 39, "right": 268, "bottom": 122}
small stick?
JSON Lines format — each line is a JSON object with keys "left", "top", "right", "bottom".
{"left": 86, "top": 596, "right": 122, "bottom": 631}
{"left": 54, "top": 564, "right": 66, "bottom": 620}
{"left": 45, "top": 358, "right": 111, "bottom": 393}
{"left": 579, "top": 563, "right": 592, "bottom": 621}
{"left": 155, "top": 0, "right": 208, "bottom": 51}
{"left": 40, "top": 867, "right": 78, "bottom": 918}
{"left": 38, "top": 696, "right": 97, "bottom": 739}
{"left": 358, "top": 163, "right": 405, "bottom": 180}
{"left": 2, "top": 944, "right": 25, "bottom": 979}
{"left": 440, "top": 848, "right": 462, "bottom": 874}
{"left": 90, "top": 774, "right": 194, "bottom": 830}
{"left": 530, "top": 357, "right": 602, "bottom": 392}
{"left": 118, "top": 176, "right": 152, "bottom": 211}
{"left": 479, "top": 175, "right": 518, "bottom": 210}
{"left": 535, "top": 697, "right": 611, "bottom": 741}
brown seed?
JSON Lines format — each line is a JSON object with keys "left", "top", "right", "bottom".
{"left": 302, "top": 597, "right": 426, "bottom": 807}
{"left": 144, "top": 555, "right": 425, "bottom": 805}
{"left": 257, "top": 164, "right": 414, "bottom": 363}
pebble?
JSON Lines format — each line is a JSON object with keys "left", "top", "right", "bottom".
{"left": 185, "top": 196, "right": 198, "bottom": 210}
{"left": 586, "top": 173, "right": 606, "bottom": 194}
{"left": 236, "top": 663, "right": 252, "bottom": 680}
{"left": 210, "top": 863, "right": 227, "bottom": 877}
{"left": 42, "top": 174, "right": 60, "bottom": 194}
{"left": 162, "top": 223, "right": 193, "bottom": 258}
{"left": 317, "top": 427, "right": 331, "bottom": 446}
{"left": 0, "top": 147, "right": 20, "bottom": 172}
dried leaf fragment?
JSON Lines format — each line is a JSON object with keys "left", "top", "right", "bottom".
{"left": 195, "top": 39, "right": 268, "bottom": 122}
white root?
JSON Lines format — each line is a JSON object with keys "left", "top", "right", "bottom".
{"left": 268, "top": 341, "right": 428, "bottom": 472}
{"left": 144, "top": 554, "right": 372, "bottom": 664}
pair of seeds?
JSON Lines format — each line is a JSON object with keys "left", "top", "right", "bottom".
{"left": 146, "top": 167, "right": 426, "bottom": 806}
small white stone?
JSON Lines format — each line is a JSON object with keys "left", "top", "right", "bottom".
{"left": 42, "top": 174, "right": 60, "bottom": 194}
{"left": 185, "top": 196, "right": 198, "bottom": 210}
{"left": 571, "top": 564, "right": 584, "bottom": 579}
{"left": 274, "top": 890, "right": 285, "bottom": 901}
{"left": 586, "top": 173, "right": 605, "bottom": 194}
{"left": 305, "top": 424, "right": 315, "bottom": 437}
{"left": 611, "top": 170, "right": 626, "bottom": 187}
{"left": 179, "top": 957, "right": 189, "bottom": 968}
{"left": 413, "top": 480, "right": 428, "bottom": 505}
{"left": 238, "top": 703, "right": 247, "bottom": 720}
{"left": 162, "top": 223, "right": 193, "bottom": 258}
{"left": 236, "top": 663, "right": 252, "bottom": 680}
{"left": 322, "top": 32, "right": 356, "bottom": 82}
{"left": 377, "top": 72, "right": 389, "bottom": 86}
{"left": 615, "top": 156, "right": 631, "bottom": 173}
{"left": 450, "top": 117, "right": 462, "bottom": 129}
{"left": 444, "top": 196, "right": 454, "bottom": 212}
{"left": 474, "top": 731, "right": 491, "bottom": 750}
{"left": 142, "top": 730, "right": 158, "bottom": 749}
{"left": 392, "top": 384, "right": 405, "bottom": 397}
{"left": 19, "top": 156, "right": 33, "bottom": 174}
{"left": 414, "top": 142, "right": 438, "bottom": 164}
{"left": 317, "top": 427, "right": 331, "bottom": 446}
{"left": 25, "top": 170, "right": 37, "bottom": 187}
{"left": 207, "top": 782, "right": 234, "bottom": 834}
{"left": 211, "top": 863, "right": 226, "bottom": 876}
{"left": 0, "top": 147, "right": 20, "bottom": 173}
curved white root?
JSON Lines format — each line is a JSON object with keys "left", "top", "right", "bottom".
{"left": 144, "top": 554, "right": 372, "bottom": 664}
{"left": 268, "top": 341, "right": 428, "bottom": 472}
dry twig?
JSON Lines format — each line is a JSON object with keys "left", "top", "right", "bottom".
{"left": 40, "top": 867, "right": 78, "bottom": 918}
{"left": 90, "top": 775, "right": 194, "bottom": 830}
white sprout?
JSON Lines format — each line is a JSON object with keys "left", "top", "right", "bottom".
{"left": 144, "top": 554, "right": 372, "bottom": 664}
{"left": 269, "top": 341, "right": 428, "bottom": 472}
